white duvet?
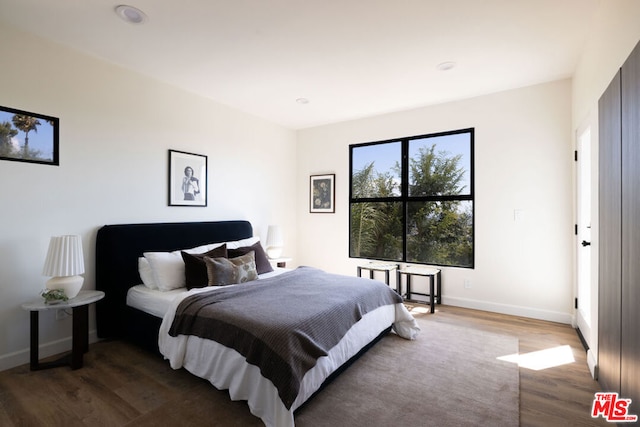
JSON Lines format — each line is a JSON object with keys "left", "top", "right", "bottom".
{"left": 158, "top": 286, "right": 419, "bottom": 427}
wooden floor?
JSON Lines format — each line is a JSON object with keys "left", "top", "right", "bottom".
{"left": 0, "top": 305, "right": 608, "bottom": 426}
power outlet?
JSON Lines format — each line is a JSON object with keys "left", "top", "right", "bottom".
{"left": 464, "top": 279, "right": 472, "bottom": 289}
{"left": 56, "top": 309, "right": 69, "bottom": 320}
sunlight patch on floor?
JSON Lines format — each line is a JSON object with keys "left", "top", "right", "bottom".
{"left": 404, "top": 304, "right": 431, "bottom": 314}
{"left": 497, "top": 345, "right": 575, "bottom": 370}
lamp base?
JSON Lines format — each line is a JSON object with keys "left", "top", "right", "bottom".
{"left": 266, "top": 246, "right": 283, "bottom": 259}
{"left": 46, "top": 275, "right": 84, "bottom": 299}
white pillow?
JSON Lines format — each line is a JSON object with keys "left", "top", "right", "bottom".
{"left": 138, "top": 257, "right": 157, "bottom": 289}
{"left": 143, "top": 251, "right": 184, "bottom": 291}
{"left": 185, "top": 243, "right": 214, "bottom": 254}
{"left": 225, "top": 236, "right": 260, "bottom": 250}
{"left": 144, "top": 243, "right": 216, "bottom": 291}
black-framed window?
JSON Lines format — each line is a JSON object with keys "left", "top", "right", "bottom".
{"left": 349, "top": 128, "right": 474, "bottom": 268}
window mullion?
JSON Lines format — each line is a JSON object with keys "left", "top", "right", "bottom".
{"left": 401, "top": 139, "right": 409, "bottom": 262}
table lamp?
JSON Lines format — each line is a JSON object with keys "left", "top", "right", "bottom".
{"left": 265, "top": 225, "right": 283, "bottom": 259}
{"left": 42, "top": 235, "right": 85, "bottom": 299}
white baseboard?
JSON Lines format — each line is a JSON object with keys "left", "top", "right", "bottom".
{"left": 0, "top": 329, "right": 100, "bottom": 372}
{"left": 587, "top": 349, "right": 598, "bottom": 379}
{"left": 443, "top": 296, "right": 573, "bottom": 324}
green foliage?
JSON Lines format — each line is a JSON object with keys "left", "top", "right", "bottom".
{"left": 41, "top": 289, "right": 68, "bottom": 303}
{"left": 11, "top": 114, "right": 40, "bottom": 138}
{"left": 409, "top": 145, "right": 465, "bottom": 196}
{"left": 407, "top": 201, "right": 473, "bottom": 267}
{"left": 0, "top": 121, "right": 18, "bottom": 154}
{"left": 350, "top": 163, "right": 403, "bottom": 260}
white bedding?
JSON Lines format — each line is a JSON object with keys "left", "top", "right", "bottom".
{"left": 158, "top": 285, "right": 419, "bottom": 427}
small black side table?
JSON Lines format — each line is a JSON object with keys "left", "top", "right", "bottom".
{"left": 21, "top": 290, "right": 105, "bottom": 370}
{"left": 397, "top": 266, "right": 441, "bottom": 313}
{"left": 357, "top": 262, "right": 399, "bottom": 292}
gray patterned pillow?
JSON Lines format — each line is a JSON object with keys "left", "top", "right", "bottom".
{"left": 204, "top": 251, "right": 258, "bottom": 286}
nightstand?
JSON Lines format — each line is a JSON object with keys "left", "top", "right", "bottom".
{"left": 21, "top": 290, "right": 105, "bottom": 370}
{"left": 357, "top": 262, "right": 399, "bottom": 291}
{"left": 269, "top": 257, "right": 292, "bottom": 268}
{"left": 397, "top": 266, "right": 441, "bottom": 313}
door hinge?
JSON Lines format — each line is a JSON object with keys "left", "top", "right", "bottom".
{"left": 575, "top": 224, "right": 578, "bottom": 235}
{"left": 575, "top": 297, "right": 578, "bottom": 309}
{"left": 574, "top": 150, "right": 578, "bottom": 161}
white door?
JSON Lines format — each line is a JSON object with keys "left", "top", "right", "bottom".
{"left": 576, "top": 125, "right": 593, "bottom": 346}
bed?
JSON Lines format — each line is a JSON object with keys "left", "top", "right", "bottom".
{"left": 95, "top": 220, "right": 419, "bottom": 427}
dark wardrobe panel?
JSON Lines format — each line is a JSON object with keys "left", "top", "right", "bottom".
{"left": 598, "top": 70, "right": 622, "bottom": 394}
{"left": 621, "top": 41, "right": 640, "bottom": 416}
{"left": 599, "top": 39, "right": 640, "bottom": 415}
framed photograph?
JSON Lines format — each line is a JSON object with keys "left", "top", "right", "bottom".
{"left": 0, "top": 105, "right": 59, "bottom": 166}
{"left": 310, "top": 174, "right": 335, "bottom": 213}
{"left": 168, "top": 149, "right": 207, "bottom": 207}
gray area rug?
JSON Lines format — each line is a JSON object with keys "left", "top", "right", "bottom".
{"left": 295, "top": 312, "right": 520, "bottom": 426}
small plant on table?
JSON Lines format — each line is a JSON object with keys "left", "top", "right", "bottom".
{"left": 41, "top": 289, "right": 68, "bottom": 304}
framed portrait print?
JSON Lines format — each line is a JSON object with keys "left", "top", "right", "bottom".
{"left": 0, "top": 105, "right": 59, "bottom": 166}
{"left": 168, "top": 149, "right": 207, "bottom": 207}
{"left": 310, "top": 174, "right": 335, "bottom": 213}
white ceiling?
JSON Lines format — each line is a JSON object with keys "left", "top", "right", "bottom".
{"left": 0, "top": 0, "right": 601, "bottom": 129}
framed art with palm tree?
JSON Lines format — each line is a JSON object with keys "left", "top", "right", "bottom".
{"left": 0, "top": 105, "right": 59, "bottom": 166}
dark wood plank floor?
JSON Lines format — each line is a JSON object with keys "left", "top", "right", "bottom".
{"left": 0, "top": 305, "right": 608, "bottom": 426}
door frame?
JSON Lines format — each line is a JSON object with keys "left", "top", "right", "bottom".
{"left": 574, "top": 108, "right": 599, "bottom": 379}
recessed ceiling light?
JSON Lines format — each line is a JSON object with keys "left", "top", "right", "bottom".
{"left": 436, "top": 61, "right": 456, "bottom": 71}
{"left": 115, "top": 5, "right": 147, "bottom": 24}
{"left": 296, "top": 98, "right": 310, "bottom": 105}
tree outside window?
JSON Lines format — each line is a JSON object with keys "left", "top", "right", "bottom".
{"left": 349, "top": 128, "right": 474, "bottom": 268}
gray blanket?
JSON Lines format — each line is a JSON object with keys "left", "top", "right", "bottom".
{"left": 168, "top": 266, "right": 402, "bottom": 409}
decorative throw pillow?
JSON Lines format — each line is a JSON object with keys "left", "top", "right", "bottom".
{"left": 205, "top": 251, "right": 258, "bottom": 286}
{"left": 181, "top": 244, "right": 228, "bottom": 289}
{"left": 228, "top": 242, "right": 274, "bottom": 274}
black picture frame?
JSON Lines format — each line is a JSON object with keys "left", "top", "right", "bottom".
{"left": 310, "top": 174, "right": 335, "bottom": 213}
{"left": 168, "top": 149, "right": 207, "bottom": 207}
{"left": 0, "top": 105, "right": 59, "bottom": 166}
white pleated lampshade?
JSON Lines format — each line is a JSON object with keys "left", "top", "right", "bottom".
{"left": 265, "top": 225, "right": 283, "bottom": 259}
{"left": 42, "top": 235, "right": 85, "bottom": 298}
{"left": 42, "top": 235, "right": 85, "bottom": 277}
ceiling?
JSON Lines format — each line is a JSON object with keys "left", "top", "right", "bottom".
{"left": 0, "top": 0, "right": 601, "bottom": 129}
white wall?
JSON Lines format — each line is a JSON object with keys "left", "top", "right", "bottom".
{"left": 0, "top": 24, "right": 297, "bottom": 370}
{"left": 572, "top": 0, "right": 640, "bottom": 128}
{"left": 297, "top": 79, "right": 574, "bottom": 323}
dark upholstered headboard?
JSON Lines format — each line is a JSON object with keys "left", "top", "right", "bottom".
{"left": 95, "top": 220, "right": 253, "bottom": 339}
